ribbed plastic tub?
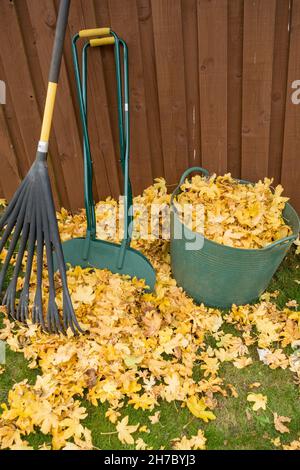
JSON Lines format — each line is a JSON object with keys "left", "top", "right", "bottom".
{"left": 170, "top": 167, "right": 300, "bottom": 308}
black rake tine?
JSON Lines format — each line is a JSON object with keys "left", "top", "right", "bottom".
{"left": 42, "top": 175, "right": 83, "bottom": 334}
{"left": 17, "top": 209, "right": 36, "bottom": 323}
{"left": 0, "top": 178, "right": 29, "bottom": 231}
{"left": 0, "top": 186, "right": 31, "bottom": 297}
{"left": 32, "top": 195, "right": 46, "bottom": 329}
{"left": 3, "top": 188, "right": 34, "bottom": 319}
{"left": 0, "top": 182, "right": 30, "bottom": 252}
{"left": 39, "top": 189, "right": 64, "bottom": 335}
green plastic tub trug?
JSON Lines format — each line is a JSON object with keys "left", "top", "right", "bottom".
{"left": 170, "top": 167, "right": 300, "bottom": 309}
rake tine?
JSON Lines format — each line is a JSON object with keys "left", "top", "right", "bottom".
{"left": 0, "top": 182, "right": 30, "bottom": 252}
{"left": 0, "top": 187, "right": 30, "bottom": 297}
{"left": 2, "top": 192, "right": 33, "bottom": 319}
{"left": 39, "top": 190, "right": 64, "bottom": 335}
{"left": 31, "top": 195, "right": 46, "bottom": 329}
{"left": 42, "top": 176, "right": 83, "bottom": 335}
{"left": 17, "top": 209, "right": 36, "bottom": 323}
{"left": 0, "top": 178, "right": 28, "bottom": 231}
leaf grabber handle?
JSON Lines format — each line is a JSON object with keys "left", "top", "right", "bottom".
{"left": 79, "top": 27, "right": 111, "bottom": 38}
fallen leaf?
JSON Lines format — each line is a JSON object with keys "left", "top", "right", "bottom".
{"left": 249, "top": 382, "right": 261, "bottom": 389}
{"left": 271, "top": 437, "right": 281, "bottom": 447}
{"left": 247, "top": 393, "right": 267, "bottom": 411}
{"left": 116, "top": 416, "right": 139, "bottom": 445}
{"left": 148, "top": 411, "right": 160, "bottom": 425}
{"left": 273, "top": 413, "right": 291, "bottom": 434}
{"left": 233, "top": 356, "right": 252, "bottom": 369}
{"left": 186, "top": 396, "right": 216, "bottom": 422}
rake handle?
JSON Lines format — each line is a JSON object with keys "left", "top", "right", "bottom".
{"left": 39, "top": 0, "right": 70, "bottom": 148}
{"left": 49, "top": 0, "right": 70, "bottom": 84}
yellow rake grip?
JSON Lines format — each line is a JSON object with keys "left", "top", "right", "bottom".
{"left": 79, "top": 27, "right": 110, "bottom": 38}
{"left": 40, "top": 82, "right": 57, "bottom": 143}
{"left": 90, "top": 37, "right": 115, "bottom": 47}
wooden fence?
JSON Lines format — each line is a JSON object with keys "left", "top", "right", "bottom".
{"left": 0, "top": 0, "right": 299, "bottom": 212}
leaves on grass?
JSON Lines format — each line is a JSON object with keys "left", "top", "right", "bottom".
{"left": 172, "top": 430, "right": 206, "bottom": 450}
{"left": 0, "top": 177, "right": 299, "bottom": 450}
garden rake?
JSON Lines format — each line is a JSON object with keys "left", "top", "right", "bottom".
{"left": 59, "top": 29, "right": 156, "bottom": 290}
{"left": 0, "top": 0, "right": 82, "bottom": 334}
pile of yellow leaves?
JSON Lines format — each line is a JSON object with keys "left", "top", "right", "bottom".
{"left": 0, "top": 178, "right": 299, "bottom": 450}
{"left": 175, "top": 173, "right": 291, "bottom": 249}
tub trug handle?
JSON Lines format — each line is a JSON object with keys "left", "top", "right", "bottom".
{"left": 262, "top": 234, "right": 298, "bottom": 251}
{"left": 179, "top": 167, "right": 209, "bottom": 186}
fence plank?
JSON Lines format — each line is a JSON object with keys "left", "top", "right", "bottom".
{"left": 268, "top": 0, "right": 291, "bottom": 186}
{"left": 108, "top": 0, "right": 154, "bottom": 194}
{"left": 228, "top": 0, "right": 243, "bottom": 178}
{"left": 0, "top": 0, "right": 41, "bottom": 172}
{"left": 198, "top": 0, "right": 228, "bottom": 175}
{"left": 0, "top": 105, "right": 21, "bottom": 199}
{"left": 137, "top": 0, "right": 164, "bottom": 179}
{"left": 282, "top": 0, "right": 300, "bottom": 213}
{"left": 0, "top": 52, "right": 21, "bottom": 200}
{"left": 241, "top": 0, "right": 276, "bottom": 182}
{"left": 152, "top": 0, "right": 189, "bottom": 185}
{"left": 182, "top": 0, "right": 201, "bottom": 168}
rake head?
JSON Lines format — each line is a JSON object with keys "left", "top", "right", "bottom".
{"left": 0, "top": 153, "right": 82, "bottom": 335}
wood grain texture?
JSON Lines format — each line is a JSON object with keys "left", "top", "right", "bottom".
{"left": 282, "top": 0, "right": 300, "bottom": 213}
{"left": 268, "top": 0, "right": 291, "bottom": 185}
{"left": 198, "top": 0, "right": 228, "bottom": 175}
{"left": 152, "top": 0, "right": 189, "bottom": 185}
{"left": 182, "top": 0, "right": 201, "bottom": 169}
{"left": 0, "top": 0, "right": 298, "bottom": 212}
{"left": 241, "top": 0, "right": 276, "bottom": 182}
{"left": 108, "top": 0, "right": 154, "bottom": 193}
{"left": 227, "top": 0, "right": 243, "bottom": 178}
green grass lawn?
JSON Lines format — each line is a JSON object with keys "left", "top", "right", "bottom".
{"left": 0, "top": 250, "right": 300, "bottom": 450}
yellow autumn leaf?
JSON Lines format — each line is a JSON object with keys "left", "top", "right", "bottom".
{"left": 116, "top": 416, "right": 139, "bottom": 445}
{"left": 283, "top": 439, "right": 300, "bottom": 450}
{"left": 273, "top": 413, "right": 291, "bottom": 434}
{"left": 233, "top": 356, "right": 253, "bottom": 369}
{"left": 186, "top": 396, "right": 216, "bottom": 422}
{"left": 135, "top": 437, "right": 149, "bottom": 450}
{"left": 72, "top": 285, "right": 95, "bottom": 304}
{"left": 271, "top": 437, "right": 281, "bottom": 447}
{"left": 249, "top": 382, "right": 261, "bottom": 389}
{"left": 247, "top": 393, "right": 267, "bottom": 411}
{"left": 149, "top": 411, "right": 160, "bottom": 425}
{"left": 173, "top": 430, "right": 206, "bottom": 450}
{"left": 105, "top": 408, "right": 121, "bottom": 424}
